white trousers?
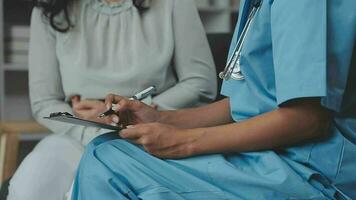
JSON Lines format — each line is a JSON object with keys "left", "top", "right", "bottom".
{"left": 7, "top": 134, "right": 84, "bottom": 200}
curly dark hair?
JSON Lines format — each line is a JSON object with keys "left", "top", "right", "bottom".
{"left": 32, "top": 0, "right": 148, "bottom": 32}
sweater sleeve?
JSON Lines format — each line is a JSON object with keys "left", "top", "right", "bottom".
{"left": 28, "top": 8, "right": 93, "bottom": 143}
{"left": 152, "top": 0, "right": 217, "bottom": 110}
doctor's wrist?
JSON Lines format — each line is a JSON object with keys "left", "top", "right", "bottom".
{"left": 156, "top": 111, "right": 171, "bottom": 124}
{"left": 183, "top": 128, "right": 208, "bottom": 157}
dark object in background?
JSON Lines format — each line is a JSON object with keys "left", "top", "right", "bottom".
{"left": 0, "top": 178, "right": 10, "bottom": 200}
{"left": 207, "top": 33, "right": 233, "bottom": 101}
{"left": 4, "top": 0, "right": 33, "bottom": 25}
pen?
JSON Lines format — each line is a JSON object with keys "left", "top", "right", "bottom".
{"left": 98, "top": 86, "right": 156, "bottom": 118}
{"left": 129, "top": 86, "right": 156, "bottom": 101}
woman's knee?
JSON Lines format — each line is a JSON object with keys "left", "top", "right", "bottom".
{"left": 15, "top": 134, "right": 84, "bottom": 172}
{"left": 33, "top": 134, "right": 84, "bottom": 154}
{"left": 8, "top": 134, "right": 84, "bottom": 199}
{"left": 85, "top": 132, "right": 120, "bottom": 151}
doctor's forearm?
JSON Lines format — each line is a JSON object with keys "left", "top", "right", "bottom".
{"left": 188, "top": 99, "right": 332, "bottom": 155}
{"left": 159, "top": 98, "right": 233, "bottom": 129}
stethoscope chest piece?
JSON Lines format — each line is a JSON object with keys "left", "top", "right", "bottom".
{"left": 231, "top": 59, "right": 245, "bottom": 80}
{"left": 218, "top": 57, "right": 245, "bottom": 81}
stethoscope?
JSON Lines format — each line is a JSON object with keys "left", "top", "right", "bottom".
{"left": 219, "top": 0, "right": 262, "bottom": 81}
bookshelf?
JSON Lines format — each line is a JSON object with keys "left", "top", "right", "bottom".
{"left": 0, "top": 0, "right": 5, "bottom": 120}
{"left": 0, "top": 0, "right": 32, "bottom": 121}
{"left": 0, "top": 0, "right": 239, "bottom": 121}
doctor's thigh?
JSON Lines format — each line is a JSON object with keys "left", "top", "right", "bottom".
{"left": 7, "top": 134, "right": 84, "bottom": 200}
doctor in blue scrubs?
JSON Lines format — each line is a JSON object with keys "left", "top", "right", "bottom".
{"left": 72, "top": 0, "right": 356, "bottom": 199}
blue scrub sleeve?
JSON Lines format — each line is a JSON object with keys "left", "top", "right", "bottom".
{"left": 270, "top": 0, "right": 327, "bottom": 105}
{"left": 320, "top": 0, "right": 356, "bottom": 113}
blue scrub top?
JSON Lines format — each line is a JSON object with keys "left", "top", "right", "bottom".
{"left": 221, "top": 0, "right": 356, "bottom": 198}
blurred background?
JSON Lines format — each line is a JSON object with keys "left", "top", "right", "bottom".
{"left": 0, "top": 0, "right": 239, "bottom": 185}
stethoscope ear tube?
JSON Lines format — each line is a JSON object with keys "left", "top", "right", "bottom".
{"left": 219, "top": 0, "right": 262, "bottom": 81}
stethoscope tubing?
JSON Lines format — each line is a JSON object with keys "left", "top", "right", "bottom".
{"left": 219, "top": 0, "right": 262, "bottom": 81}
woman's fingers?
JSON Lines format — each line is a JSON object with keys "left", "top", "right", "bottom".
{"left": 72, "top": 98, "right": 105, "bottom": 112}
{"left": 71, "top": 95, "right": 81, "bottom": 102}
{"left": 71, "top": 95, "right": 81, "bottom": 108}
{"left": 73, "top": 109, "right": 92, "bottom": 120}
{"left": 73, "top": 100, "right": 96, "bottom": 110}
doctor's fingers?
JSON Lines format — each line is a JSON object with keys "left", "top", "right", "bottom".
{"left": 102, "top": 114, "right": 120, "bottom": 126}
{"left": 105, "top": 94, "right": 144, "bottom": 113}
{"left": 115, "top": 98, "right": 143, "bottom": 113}
{"left": 119, "top": 125, "right": 151, "bottom": 141}
{"left": 105, "top": 94, "right": 127, "bottom": 110}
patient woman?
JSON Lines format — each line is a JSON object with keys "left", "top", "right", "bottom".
{"left": 72, "top": 0, "right": 356, "bottom": 199}
{"left": 7, "top": 0, "right": 217, "bottom": 199}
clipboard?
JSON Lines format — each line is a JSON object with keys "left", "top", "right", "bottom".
{"left": 44, "top": 112, "right": 123, "bottom": 131}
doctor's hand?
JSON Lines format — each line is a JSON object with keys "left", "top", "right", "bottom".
{"left": 104, "top": 94, "right": 161, "bottom": 126}
{"left": 72, "top": 96, "right": 118, "bottom": 124}
{"left": 120, "top": 123, "right": 197, "bottom": 159}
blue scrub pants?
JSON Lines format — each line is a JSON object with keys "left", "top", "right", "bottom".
{"left": 71, "top": 133, "right": 333, "bottom": 200}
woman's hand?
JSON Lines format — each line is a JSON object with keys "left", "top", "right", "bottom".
{"left": 120, "top": 123, "right": 199, "bottom": 159}
{"left": 104, "top": 94, "right": 161, "bottom": 126}
{"left": 72, "top": 96, "right": 118, "bottom": 125}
